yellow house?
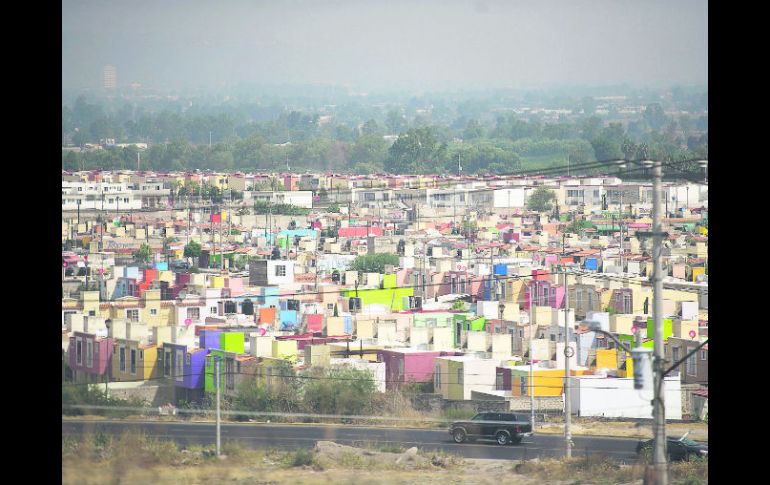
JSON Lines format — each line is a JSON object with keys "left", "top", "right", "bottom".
{"left": 327, "top": 341, "right": 383, "bottom": 362}
{"left": 595, "top": 349, "right": 618, "bottom": 370}
{"left": 510, "top": 367, "right": 570, "bottom": 397}
{"left": 272, "top": 339, "right": 299, "bottom": 362}
{"left": 112, "top": 340, "right": 159, "bottom": 381}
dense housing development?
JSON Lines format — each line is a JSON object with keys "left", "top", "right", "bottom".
{"left": 61, "top": 169, "right": 708, "bottom": 421}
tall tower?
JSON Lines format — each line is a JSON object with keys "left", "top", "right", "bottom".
{"left": 103, "top": 65, "right": 117, "bottom": 90}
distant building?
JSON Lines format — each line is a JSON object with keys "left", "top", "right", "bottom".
{"left": 103, "top": 65, "right": 117, "bottom": 90}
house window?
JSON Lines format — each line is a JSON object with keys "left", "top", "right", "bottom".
{"left": 686, "top": 352, "right": 697, "bottom": 376}
{"left": 426, "top": 318, "right": 437, "bottom": 328}
{"left": 672, "top": 346, "right": 680, "bottom": 363}
{"left": 457, "top": 368, "right": 463, "bottom": 386}
{"left": 434, "top": 364, "right": 441, "bottom": 390}
{"left": 520, "top": 377, "right": 527, "bottom": 396}
{"left": 519, "top": 330, "right": 524, "bottom": 338}
{"left": 86, "top": 340, "right": 93, "bottom": 368}
{"left": 398, "top": 359, "right": 404, "bottom": 378}
{"left": 139, "top": 350, "right": 143, "bottom": 360}
{"left": 175, "top": 350, "right": 184, "bottom": 381}
{"left": 88, "top": 310, "right": 96, "bottom": 317}
{"left": 623, "top": 293, "right": 632, "bottom": 314}
{"left": 124, "top": 198, "right": 129, "bottom": 204}
{"left": 119, "top": 347, "right": 126, "bottom": 372}
{"left": 186, "top": 307, "right": 200, "bottom": 321}
{"left": 126, "top": 309, "right": 139, "bottom": 321}
{"left": 150, "top": 308, "right": 157, "bottom": 316}
{"left": 550, "top": 334, "right": 555, "bottom": 342}
{"left": 496, "top": 372, "right": 503, "bottom": 390}
{"left": 130, "top": 349, "right": 137, "bottom": 375}
{"left": 327, "top": 303, "right": 334, "bottom": 310}
{"left": 164, "top": 351, "right": 171, "bottom": 377}
{"left": 364, "top": 192, "right": 375, "bottom": 201}
{"left": 275, "top": 265, "right": 286, "bottom": 277}
{"left": 186, "top": 354, "right": 191, "bottom": 365}
{"left": 210, "top": 306, "right": 217, "bottom": 315}
{"left": 700, "top": 350, "right": 707, "bottom": 361}
{"left": 587, "top": 292, "right": 594, "bottom": 309}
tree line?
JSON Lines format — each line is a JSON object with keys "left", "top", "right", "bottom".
{"left": 63, "top": 95, "right": 707, "bottom": 175}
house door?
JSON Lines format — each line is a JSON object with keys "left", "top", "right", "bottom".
{"left": 455, "top": 321, "right": 462, "bottom": 346}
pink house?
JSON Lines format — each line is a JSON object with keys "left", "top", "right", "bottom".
{"left": 377, "top": 348, "right": 442, "bottom": 390}
{"left": 523, "top": 280, "right": 566, "bottom": 310}
{"left": 68, "top": 332, "right": 113, "bottom": 383}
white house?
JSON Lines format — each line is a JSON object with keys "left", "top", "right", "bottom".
{"left": 249, "top": 260, "right": 295, "bottom": 286}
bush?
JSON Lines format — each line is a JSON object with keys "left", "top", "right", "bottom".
{"left": 289, "top": 449, "right": 315, "bottom": 467}
{"left": 301, "top": 367, "right": 377, "bottom": 416}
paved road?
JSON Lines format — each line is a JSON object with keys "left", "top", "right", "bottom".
{"left": 62, "top": 419, "right": 641, "bottom": 462}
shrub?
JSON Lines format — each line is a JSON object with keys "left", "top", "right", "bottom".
{"left": 289, "top": 449, "right": 315, "bottom": 467}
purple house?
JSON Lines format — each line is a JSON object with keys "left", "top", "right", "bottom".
{"left": 162, "top": 343, "right": 207, "bottom": 403}
{"left": 68, "top": 331, "right": 113, "bottom": 383}
{"left": 377, "top": 348, "right": 442, "bottom": 390}
{"left": 199, "top": 329, "right": 223, "bottom": 350}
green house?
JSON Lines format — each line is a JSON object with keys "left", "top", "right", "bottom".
{"left": 646, "top": 318, "right": 673, "bottom": 340}
{"left": 618, "top": 334, "right": 655, "bottom": 350}
{"left": 220, "top": 332, "right": 245, "bottom": 354}
{"left": 204, "top": 350, "right": 226, "bottom": 393}
{"left": 343, "top": 281, "right": 413, "bottom": 311}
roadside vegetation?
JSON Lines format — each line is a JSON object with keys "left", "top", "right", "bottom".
{"left": 63, "top": 432, "right": 707, "bottom": 485}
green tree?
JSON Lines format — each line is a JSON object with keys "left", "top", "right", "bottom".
{"left": 133, "top": 243, "right": 153, "bottom": 264}
{"left": 527, "top": 187, "right": 557, "bottom": 213}
{"left": 350, "top": 253, "right": 400, "bottom": 274}
{"left": 184, "top": 240, "right": 202, "bottom": 259}
{"left": 565, "top": 219, "right": 593, "bottom": 234}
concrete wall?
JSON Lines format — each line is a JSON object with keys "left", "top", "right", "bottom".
{"left": 570, "top": 376, "right": 681, "bottom": 419}
{"left": 105, "top": 382, "right": 176, "bottom": 407}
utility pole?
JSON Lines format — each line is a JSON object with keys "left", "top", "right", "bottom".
{"left": 560, "top": 233, "right": 572, "bottom": 456}
{"left": 215, "top": 357, "right": 221, "bottom": 457}
{"left": 529, "top": 278, "right": 536, "bottom": 433}
{"left": 650, "top": 160, "right": 668, "bottom": 485}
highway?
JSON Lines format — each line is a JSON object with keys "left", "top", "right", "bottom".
{"left": 62, "top": 419, "right": 641, "bottom": 462}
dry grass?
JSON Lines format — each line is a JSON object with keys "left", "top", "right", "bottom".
{"left": 62, "top": 433, "right": 708, "bottom": 485}
{"left": 538, "top": 418, "right": 708, "bottom": 442}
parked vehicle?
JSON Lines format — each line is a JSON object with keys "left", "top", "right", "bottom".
{"left": 636, "top": 434, "right": 708, "bottom": 461}
{"left": 449, "top": 412, "right": 532, "bottom": 446}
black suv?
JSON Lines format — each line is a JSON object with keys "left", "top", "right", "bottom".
{"left": 636, "top": 436, "right": 708, "bottom": 461}
{"left": 449, "top": 412, "right": 533, "bottom": 446}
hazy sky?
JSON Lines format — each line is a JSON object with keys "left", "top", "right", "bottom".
{"left": 62, "top": 0, "right": 708, "bottom": 92}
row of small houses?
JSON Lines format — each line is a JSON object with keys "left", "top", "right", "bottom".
{"left": 63, "top": 316, "right": 706, "bottom": 420}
